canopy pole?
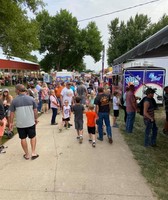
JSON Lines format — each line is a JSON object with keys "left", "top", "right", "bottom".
{"left": 101, "top": 45, "right": 105, "bottom": 80}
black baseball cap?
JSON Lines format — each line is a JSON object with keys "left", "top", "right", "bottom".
{"left": 145, "top": 88, "right": 155, "bottom": 95}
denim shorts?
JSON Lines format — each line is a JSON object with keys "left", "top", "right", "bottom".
{"left": 75, "top": 120, "right": 83, "bottom": 130}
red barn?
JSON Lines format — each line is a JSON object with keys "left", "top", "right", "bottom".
{"left": 0, "top": 54, "right": 39, "bottom": 71}
{"left": 0, "top": 54, "right": 40, "bottom": 85}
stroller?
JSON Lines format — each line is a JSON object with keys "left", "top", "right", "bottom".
{"left": 4, "top": 130, "right": 14, "bottom": 139}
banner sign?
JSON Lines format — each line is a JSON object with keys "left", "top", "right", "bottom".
{"left": 146, "top": 71, "right": 164, "bottom": 87}
{"left": 112, "top": 65, "right": 122, "bottom": 75}
{"left": 124, "top": 70, "right": 144, "bottom": 92}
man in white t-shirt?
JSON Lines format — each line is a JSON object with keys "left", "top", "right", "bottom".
{"left": 60, "top": 82, "right": 74, "bottom": 107}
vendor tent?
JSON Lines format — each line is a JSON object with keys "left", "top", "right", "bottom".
{"left": 103, "top": 71, "right": 112, "bottom": 77}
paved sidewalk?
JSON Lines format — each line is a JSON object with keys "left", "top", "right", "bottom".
{"left": 0, "top": 111, "right": 157, "bottom": 200}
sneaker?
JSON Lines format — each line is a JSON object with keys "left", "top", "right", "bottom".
{"left": 112, "top": 124, "right": 119, "bottom": 128}
{"left": 79, "top": 136, "right": 83, "bottom": 144}
{"left": 0, "top": 149, "right": 6, "bottom": 154}
{"left": 0, "top": 145, "right": 8, "bottom": 150}
{"left": 151, "top": 144, "right": 159, "bottom": 148}
{"left": 51, "top": 123, "right": 58, "bottom": 125}
{"left": 92, "top": 142, "right": 96, "bottom": 147}
{"left": 109, "top": 137, "right": 113, "bottom": 144}
{"left": 88, "top": 139, "right": 92, "bottom": 142}
{"left": 76, "top": 136, "right": 80, "bottom": 139}
{"left": 97, "top": 137, "right": 103, "bottom": 141}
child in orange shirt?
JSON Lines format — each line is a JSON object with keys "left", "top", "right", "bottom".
{"left": 85, "top": 104, "right": 97, "bottom": 147}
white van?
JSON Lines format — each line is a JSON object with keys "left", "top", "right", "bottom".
{"left": 56, "top": 70, "right": 74, "bottom": 81}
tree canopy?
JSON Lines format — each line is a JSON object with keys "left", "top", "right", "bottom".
{"left": 37, "top": 9, "right": 103, "bottom": 72}
{"left": 107, "top": 14, "right": 168, "bottom": 65}
{"left": 0, "top": 0, "right": 43, "bottom": 61}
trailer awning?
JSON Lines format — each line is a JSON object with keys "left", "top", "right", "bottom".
{"left": 113, "top": 25, "right": 168, "bottom": 65}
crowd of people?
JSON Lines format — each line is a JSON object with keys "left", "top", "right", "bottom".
{"left": 0, "top": 75, "right": 167, "bottom": 156}
{"left": 123, "top": 84, "right": 168, "bottom": 147}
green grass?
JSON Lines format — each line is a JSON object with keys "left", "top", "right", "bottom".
{"left": 118, "top": 108, "right": 168, "bottom": 200}
{"left": 0, "top": 85, "right": 16, "bottom": 97}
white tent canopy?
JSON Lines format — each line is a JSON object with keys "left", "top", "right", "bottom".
{"left": 103, "top": 71, "right": 112, "bottom": 77}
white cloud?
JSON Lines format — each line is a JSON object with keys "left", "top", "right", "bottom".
{"left": 39, "top": 0, "right": 168, "bottom": 71}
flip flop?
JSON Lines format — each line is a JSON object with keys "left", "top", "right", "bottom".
{"left": 31, "top": 154, "right": 39, "bottom": 160}
{"left": 23, "top": 154, "right": 29, "bottom": 160}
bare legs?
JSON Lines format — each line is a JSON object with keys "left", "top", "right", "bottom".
{"left": 113, "top": 116, "right": 117, "bottom": 126}
{"left": 30, "top": 137, "right": 37, "bottom": 156}
{"left": 21, "top": 139, "right": 29, "bottom": 158}
{"left": 42, "top": 103, "right": 48, "bottom": 113}
{"left": 21, "top": 136, "right": 37, "bottom": 158}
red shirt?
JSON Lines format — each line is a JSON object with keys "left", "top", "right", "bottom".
{"left": 85, "top": 111, "right": 97, "bottom": 127}
{"left": 55, "top": 86, "right": 63, "bottom": 98}
{"left": 126, "top": 91, "right": 137, "bottom": 112}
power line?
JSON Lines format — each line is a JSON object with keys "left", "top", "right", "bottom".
{"left": 78, "top": 0, "right": 161, "bottom": 22}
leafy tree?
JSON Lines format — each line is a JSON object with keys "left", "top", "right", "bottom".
{"left": 84, "top": 69, "right": 94, "bottom": 73}
{"left": 151, "top": 14, "right": 168, "bottom": 34}
{"left": 0, "top": 0, "right": 43, "bottom": 60}
{"left": 37, "top": 9, "right": 103, "bottom": 71}
{"left": 107, "top": 13, "right": 168, "bottom": 65}
{"left": 107, "top": 14, "right": 151, "bottom": 65}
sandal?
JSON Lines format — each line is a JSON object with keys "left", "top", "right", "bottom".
{"left": 31, "top": 154, "right": 39, "bottom": 160}
{"left": 23, "top": 154, "right": 29, "bottom": 160}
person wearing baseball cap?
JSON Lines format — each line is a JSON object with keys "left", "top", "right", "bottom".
{"left": 143, "top": 87, "right": 158, "bottom": 147}
{"left": 9, "top": 84, "right": 39, "bottom": 160}
{"left": 125, "top": 84, "right": 137, "bottom": 133}
{"left": 145, "top": 88, "right": 155, "bottom": 95}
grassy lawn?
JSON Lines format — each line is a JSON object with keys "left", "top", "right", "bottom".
{"left": 118, "top": 108, "right": 168, "bottom": 200}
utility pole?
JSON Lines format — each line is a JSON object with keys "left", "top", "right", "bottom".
{"left": 102, "top": 45, "right": 105, "bottom": 81}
